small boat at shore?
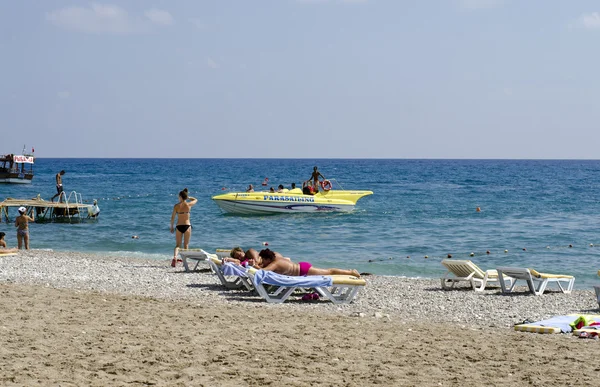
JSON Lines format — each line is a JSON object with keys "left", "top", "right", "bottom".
{"left": 212, "top": 180, "right": 373, "bottom": 215}
{"left": 0, "top": 148, "right": 35, "bottom": 184}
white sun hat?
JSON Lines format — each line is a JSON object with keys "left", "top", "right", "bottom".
{"left": 18, "top": 206, "right": 26, "bottom": 213}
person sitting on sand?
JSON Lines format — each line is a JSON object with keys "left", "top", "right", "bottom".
{"left": 0, "top": 232, "right": 18, "bottom": 253}
{"left": 15, "top": 206, "right": 34, "bottom": 250}
{"left": 257, "top": 248, "right": 360, "bottom": 278}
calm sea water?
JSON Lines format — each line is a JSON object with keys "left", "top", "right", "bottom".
{"left": 2, "top": 158, "right": 600, "bottom": 288}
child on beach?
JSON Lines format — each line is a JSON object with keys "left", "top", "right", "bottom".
{"left": 15, "top": 206, "right": 34, "bottom": 250}
{"left": 0, "top": 232, "right": 18, "bottom": 253}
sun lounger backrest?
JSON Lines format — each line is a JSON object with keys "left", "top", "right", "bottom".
{"left": 216, "top": 249, "right": 231, "bottom": 259}
{"left": 441, "top": 260, "right": 486, "bottom": 279}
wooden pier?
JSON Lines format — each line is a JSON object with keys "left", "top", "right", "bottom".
{"left": 0, "top": 195, "right": 95, "bottom": 223}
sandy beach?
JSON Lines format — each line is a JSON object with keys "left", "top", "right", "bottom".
{"left": 1, "top": 250, "right": 600, "bottom": 386}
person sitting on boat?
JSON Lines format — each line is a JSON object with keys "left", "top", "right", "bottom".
{"left": 302, "top": 180, "right": 317, "bottom": 195}
{"left": 0, "top": 232, "right": 18, "bottom": 254}
{"left": 289, "top": 182, "right": 302, "bottom": 194}
{"left": 309, "top": 166, "right": 325, "bottom": 191}
{"left": 277, "top": 184, "right": 286, "bottom": 193}
{"left": 269, "top": 187, "right": 275, "bottom": 193}
{"left": 51, "top": 170, "right": 66, "bottom": 203}
{"left": 257, "top": 248, "right": 360, "bottom": 278}
{"left": 246, "top": 184, "right": 254, "bottom": 193}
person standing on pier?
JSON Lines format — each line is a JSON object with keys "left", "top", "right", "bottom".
{"left": 15, "top": 206, "right": 34, "bottom": 250}
{"left": 51, "top": 170, "right": 66, "bottom": 203}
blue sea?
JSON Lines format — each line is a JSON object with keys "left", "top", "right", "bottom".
{"left": 2, "top": 159, "right": 600, "bottom": 288}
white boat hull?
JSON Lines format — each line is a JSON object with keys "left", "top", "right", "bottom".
{"left": 0, "top": 177, "right": 32, "bottom": 184}
{"left": 214, "top": 199, "right": 355, "bottom": 215}
{"left": 212, "top": 188, "right": 373, "bottom": 215}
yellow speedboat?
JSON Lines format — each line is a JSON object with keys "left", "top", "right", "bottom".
{"left": 212, "top": 182, "right": 373, "bottom": 215}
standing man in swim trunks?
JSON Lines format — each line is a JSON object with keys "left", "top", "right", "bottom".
{"left": 51, "top": 170, "right": 66, "bottom": 202}
{"left": 15, "top": 206, "right": 34, "bottom": 250}
{"left": 309, "top": 166, "right": 325, "bottom": 191}
{"left": 170, "top": 188, "right": 198, "bottom": 267}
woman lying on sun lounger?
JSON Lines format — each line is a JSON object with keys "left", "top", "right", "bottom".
{"left": 257, "top": 248, "right": 361, "bottom": 278}
{"left": 223, "top": 247, "right": 360, "bottom": 278}
{"left": 224, "top": 247, "right": 288, "bottom": 267}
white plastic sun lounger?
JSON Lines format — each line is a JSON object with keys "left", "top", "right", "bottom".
{"left": 440, "top": 259, "right": 512, "bottom": 291}
{"left": 215, "top": 249, "right": 232, "bottom": 259}
{"left": 248, "top": 269, "right": 366, "bottom": 304}
{"left": 0, "top": 252, "right": 18, "bottom": 257}
{"left": 207, "top": 256, "right": 255, "bottom": 291}
{"left": 496, "top": 267, "right": 575, "bottom": 296}
{"left": 179, "top": 249, "right": 253, "bottom": 290}
{"left": 178, "top": 249, "right": 212, "bottom": 272}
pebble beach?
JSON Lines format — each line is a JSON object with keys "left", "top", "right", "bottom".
{"left": 2, "top": 250, "right": 600, "bottom": 386}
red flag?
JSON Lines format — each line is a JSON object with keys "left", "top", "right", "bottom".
{"left": 32, "top": 147, "right": 34, "bottom": 153}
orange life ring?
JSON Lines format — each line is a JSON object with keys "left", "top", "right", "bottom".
{"left": 320, "top": 180, "right": 332, "bottom": 191}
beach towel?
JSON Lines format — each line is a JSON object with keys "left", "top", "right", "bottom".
{"left": 221, "top": 262, "right": 249, "bottom": 277}
{"left": 515, "top": 315, "right": 600, "bottom": 334}
{"left": 252, "top": 270, "right": 333, "bottom": 288}
{"left": 514, "top": 315, "right": 577, "bottom": 334}
{"left": 528, "top": 315, "right": 577, "bottom": 333}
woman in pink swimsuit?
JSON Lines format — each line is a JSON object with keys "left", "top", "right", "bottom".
{"left": 257, "top": 249, "right": 360, "bottom": 278}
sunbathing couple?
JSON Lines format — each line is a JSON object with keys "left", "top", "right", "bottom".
{"left": 224, "top": 247, "right": 360, "bottom": 278}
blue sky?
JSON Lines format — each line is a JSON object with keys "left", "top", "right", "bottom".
{"left": 1, "top": 0, "right": 600, "bottom": 158}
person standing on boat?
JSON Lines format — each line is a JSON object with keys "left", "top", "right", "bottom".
{"left": 309, "top": 166, "right": 325, "bottom": 191}
{"left": 51, "top": 170, "right": 66, "bottom": 203}
{"left": 170, "top": 188, "right": 197, "bottom": 267}
{"left": 15, "top": 206, "right": 34, "bottom": 250}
